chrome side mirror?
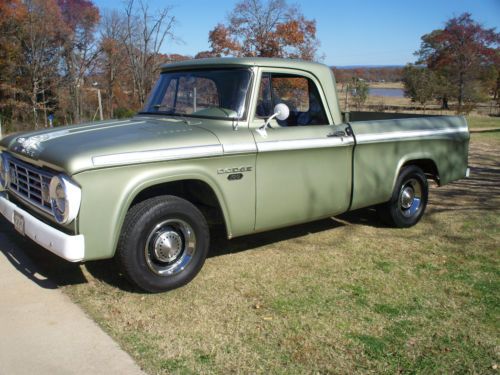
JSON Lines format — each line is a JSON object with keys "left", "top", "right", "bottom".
{"left": 257, "top": 103, "right": 290, "bottom": 137}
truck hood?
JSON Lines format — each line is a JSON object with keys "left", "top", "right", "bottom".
{"left": 0, "top": 117, "right": 222, "bottom": 175}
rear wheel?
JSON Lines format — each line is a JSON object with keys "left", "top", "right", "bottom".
{"left": 377, "top": 166, "right": 428, "bottom": 228}
{"left": 117, "top": 195, "right": 209, "bottom": 293}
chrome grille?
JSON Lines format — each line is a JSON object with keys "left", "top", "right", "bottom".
{"left": 8, "top": 157, "right": 54, "bottom": 214}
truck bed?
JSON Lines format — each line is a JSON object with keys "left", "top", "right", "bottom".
{"left": 346, "top": 112, "right": 469, "bottom": 211}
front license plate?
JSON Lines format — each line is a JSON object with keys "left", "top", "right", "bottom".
{"left": 13, "top": 211, "right": 25, "bottom": 236}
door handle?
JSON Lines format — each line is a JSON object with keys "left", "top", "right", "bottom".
{"left": 327, "top": 130, "right": 346, "bottom": 137}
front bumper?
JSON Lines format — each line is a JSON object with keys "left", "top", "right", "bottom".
{"left": 0, "top": 193, "right": 85, "bottom": 261}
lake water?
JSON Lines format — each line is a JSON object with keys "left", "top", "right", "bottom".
{"left": 369, "top": 88, "right": 404, "bottom": 97}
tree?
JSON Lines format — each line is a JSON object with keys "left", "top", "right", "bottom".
{"left": 16, "top": 0, "right": 67, "bottom": 129}
{"left": 99, "top": 10, "right": 128, "bottom": 118}
{"left": 58, "top": 0, "right": 101, "bottom": 123}
{"left": 123, "top": 0, "right": 175, "bottom": 106}
{"left": 416, "top": 13, "right": 500, "bottom": 111}
{"left": 351, "top": 78, "right": 368, "bottom": 110}
{"left": 202, "top": 0, "right": 320, "bottom": 61}
{"left": 402, "top": 64, "right": 441, "bottom": 111}
{"left": 0, "top": 0, "right": 28, "bottom": 131}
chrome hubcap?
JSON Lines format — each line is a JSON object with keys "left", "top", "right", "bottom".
{"left": 399, "top": 178, "right": 422, "bottom": 217}
{"left": 153, "top": 230, "right": 183, "bottom": 263}
{"left": 400, "top": 186, "right": 415, "bottom": 209}
{"left": 145, "top": 219, "right": 196, "bottom": 276}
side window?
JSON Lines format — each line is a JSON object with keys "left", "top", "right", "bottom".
{"left": 256, "top": 73, "right": 328, "bottom": 126}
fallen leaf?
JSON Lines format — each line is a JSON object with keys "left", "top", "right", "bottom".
{"left": 407, "top": 338, "right": 417, "bottom": 346}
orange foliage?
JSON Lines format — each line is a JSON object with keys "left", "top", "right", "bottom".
{"left": 207, "top": 0, "right": 319, "bottom": 61}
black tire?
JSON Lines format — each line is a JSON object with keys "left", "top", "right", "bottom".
{"left": 116, "top": 195, "right": 209, "bottom": 293}
{"left": 377, "top": 166, "right": 429, "bottom": 228}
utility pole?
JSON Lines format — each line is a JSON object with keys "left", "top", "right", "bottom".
{"left": 97, "top": 88, "right": 103, "bottom": 121}
{"left": 93, "top": 82, "right": 104, "bottom": 121}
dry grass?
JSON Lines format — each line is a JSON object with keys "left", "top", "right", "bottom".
{"left": 1, "top": 135, "right": 499, "bottom": 374}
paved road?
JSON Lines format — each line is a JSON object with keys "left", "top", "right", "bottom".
{"left": 0, "top": 218, "right": 145, "bottom": 375}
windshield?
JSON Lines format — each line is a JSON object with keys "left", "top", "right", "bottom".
{"left": 141, "top": 68, "right": 252, "bottom": 120}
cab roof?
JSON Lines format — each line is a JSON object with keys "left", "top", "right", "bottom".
{"left": 160, "top": 57, "right": 330, "bottom": 74}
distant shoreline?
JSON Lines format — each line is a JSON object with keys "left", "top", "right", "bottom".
{"left": 368, "top": 82, "right": 404, "bottom": 89}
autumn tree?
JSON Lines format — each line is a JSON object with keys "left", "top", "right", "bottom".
{"left": 16, "top": 0, "right": 67, "bottom": 129}
{"left": 202, "top": 0, "right": 320, "bottom": 61}
{"left": 416, "top": 13, "right": 499, "bottom": 111}
{"left": 0, "top": 0, "right": 27, "bottom": 132}
{"left": 123, "top": 0, "right": 175, "bottom": 106}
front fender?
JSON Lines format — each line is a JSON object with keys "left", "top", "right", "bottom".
{"left": 73, "top": 155, "right": 256, "bottom": 261}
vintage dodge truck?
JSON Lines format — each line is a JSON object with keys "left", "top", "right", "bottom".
{"left": 0, "top": 58, "right": 469, "bottom": 292}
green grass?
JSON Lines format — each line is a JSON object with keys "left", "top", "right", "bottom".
{"left": 14, "top": 137, "right": 500, "bottom": 374}
{"left": 467, "top": 116, "right": 500, "bottom": 129}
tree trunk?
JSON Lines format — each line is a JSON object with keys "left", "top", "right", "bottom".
{"left": 494, "top": 72, "right": 500, "bottom": 101}
{"left": 441, "top": 95, "right": 449, "bottom": 110}
{"left": 458, "top": 71, "right": 465, "bottom": 111}
{"left": 31, "top": 82, "right": 38, "bottom": 129}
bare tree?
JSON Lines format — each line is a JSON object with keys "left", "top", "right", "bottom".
{"left": 58, "top": 0, "right": 101, "bottom": 124}
{"left": 99, "top": 10, "right": 128, "bottom": 118}
{"left": 124, "top": 0, "right": 175, "bottom": 106}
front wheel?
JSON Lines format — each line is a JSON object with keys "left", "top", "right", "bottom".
{"left": 116, "top": 196, "right": 209, "bottom": 293}
{"left": 377, "top": 166, "right": 429, "bottom": 228}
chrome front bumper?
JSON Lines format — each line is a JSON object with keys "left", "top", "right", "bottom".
{"left": 0, "top": 193, "right": 85, "bottom": 262}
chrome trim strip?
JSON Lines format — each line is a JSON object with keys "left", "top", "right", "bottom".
{"left": 257, "top": 137, "right": 355, "bottom": 152}
{"left": 223, "top": 143, "right": 257, "bottom": 154}
{"left": 68, "top": 120, "right": 145, "bottom": 135}
{"left": 92, "top": 144, "right": 224, "bottom": 166}
{"left": 0, "top": 193, "right": 85, "bottom": 262}
{"left": 356, "top": 127, "right": 469, "bottom": 144}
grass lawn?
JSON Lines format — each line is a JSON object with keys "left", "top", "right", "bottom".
{"left": 6, "top": 134, "right": 499, "bottom": 374}
{"left": 467, "top": 116, "right": 500, "bottom": 130}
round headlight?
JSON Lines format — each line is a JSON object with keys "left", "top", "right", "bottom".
{"left": 0, "top": 153, "right": 10, "bottom": 189}
{"left": 49, "top": 175, "right": 81, "bottom": 224}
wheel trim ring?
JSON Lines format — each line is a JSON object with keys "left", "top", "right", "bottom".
{"left": 399, "top": 178, "right": 422, "bottom": 218}
{"left": 144, "top": 218, "right": 196, "bottom": 276}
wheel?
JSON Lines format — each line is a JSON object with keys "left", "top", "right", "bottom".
{"left": 116, "top": 195, "right": 209, "bottom": 293}
{"left": 377, "top": 166, "right": 428, "bottom": 228}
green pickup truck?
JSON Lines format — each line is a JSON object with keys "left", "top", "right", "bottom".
{"left": 0, "top": 58, "right": 469, "bottom": 292}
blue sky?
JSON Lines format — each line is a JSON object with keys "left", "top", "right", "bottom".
{"left": 93, "top": 0, "right": 500, "bottom": 66}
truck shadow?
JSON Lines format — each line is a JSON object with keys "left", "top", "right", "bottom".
{"left": 0, "top": 221, "right": 88, "bottom": 289}
{"left": 0, "top": 208, "right": 381, "bottom": 292}
{"left": 208, "top": 207, "right": 381, "bottom": 258}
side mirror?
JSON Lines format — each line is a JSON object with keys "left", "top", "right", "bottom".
{"left": 273, "top": 103, "right": 290, "bottom": 121}
{"left": 257, "top": 103, "right": 290, "bottom": 137}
